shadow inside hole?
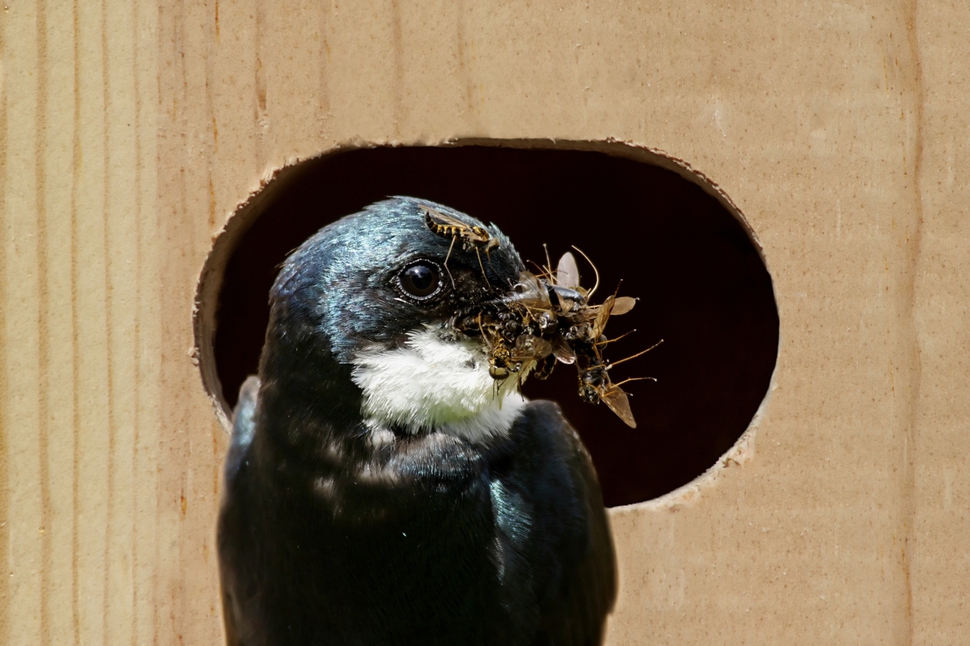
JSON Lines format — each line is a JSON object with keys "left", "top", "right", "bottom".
{"left": 214, "top": 145, "right": 779, "bottom": 507}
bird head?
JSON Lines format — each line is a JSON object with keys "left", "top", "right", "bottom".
{"left": 254, "top": 197, "right": 528, "bottom": 455}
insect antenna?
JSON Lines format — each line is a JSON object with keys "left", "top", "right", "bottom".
{"left": 525, "top": 258, "right": 555, "bottom": 281}
{"left": 607, "top": 339, "right": 664, "bottom": 368}
{"left": 594, "top": 329, "right": 638, "bottom": 346}
{"left": 611, "top": 376, "right": 658, "bottom": 388}
{"left": 543, "top": 243, "right": 555, "bottom": 279}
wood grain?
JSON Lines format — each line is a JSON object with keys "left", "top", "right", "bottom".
{"left": 1, "top": 0, "right": 968, "bottom": 643}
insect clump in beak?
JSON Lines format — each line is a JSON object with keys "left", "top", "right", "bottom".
{"left": 456, "top": 248, "right": 660, "bottom": 429}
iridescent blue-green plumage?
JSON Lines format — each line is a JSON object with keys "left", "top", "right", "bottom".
{"left": 218, "top": 197, "right": 615, "bottom": 645}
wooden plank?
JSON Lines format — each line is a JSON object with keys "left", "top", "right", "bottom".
{"left": 911, "top": 2, "right": 970, "bottom": 642}
{"left": 3, "top": 3, "right": 46, "bottom": 641}
{"left": 0, "top": 0, "right": 967, "bottom": 642}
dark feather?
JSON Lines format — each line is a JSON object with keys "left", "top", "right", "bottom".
{"left": 217, "top": 197, "right": 616, "bottom": 645}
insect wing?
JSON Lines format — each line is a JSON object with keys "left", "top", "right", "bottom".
{"left": 590, "top": 295, "right": 615, "bottom": 339}
{"left": 610, "top": 296, "right": 637, "bottom": 316}
{"left": 509, "top": 272, "right": 553, "bottom": 310}
{"left": 514, "top": 334, "right": 553, "bottom": 360}
{"left": 556, "top": 251, "right": 581, "bottom": 289}
{"left": 422, "top": 205, "right": 461, "bottom": 227}
{"left": 551, "top": 336, "right": 576, "bottom": 364}
{"left": 602, "top": 386, "right": 637, "bottom": 428}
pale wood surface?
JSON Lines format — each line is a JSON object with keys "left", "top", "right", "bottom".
{"left": 1, "top": 1, "right": 968, "bottom": 643}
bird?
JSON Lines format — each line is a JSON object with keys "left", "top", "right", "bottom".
{"left": 217, "top": 196, "right": 616, "bottom": 646}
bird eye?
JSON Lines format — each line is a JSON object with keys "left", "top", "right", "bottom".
{"left": 397, "top": 262, "right": 441, "bottom": 300}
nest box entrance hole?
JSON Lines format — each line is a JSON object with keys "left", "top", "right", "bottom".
{"left": 197, "top": 142, "right": 779, "bottom": 508}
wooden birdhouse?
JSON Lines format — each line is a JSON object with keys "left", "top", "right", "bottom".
{"left": 2, "top": 1, "right": 967, "bottom": 642}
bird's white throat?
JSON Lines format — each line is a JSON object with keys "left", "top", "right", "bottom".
{"left": 350, "top": 326, "right": 526, "bottom": 441}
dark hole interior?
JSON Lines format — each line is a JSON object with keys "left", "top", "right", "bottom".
{"left": 214, "top": 145, "right": 779, "bottom": 507}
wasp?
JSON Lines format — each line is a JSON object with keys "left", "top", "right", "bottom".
{"left": 506, "top": 272, "right": 559, "bottom": 333}
{"left": 465, "top": 241, "right": 658, "bottom": 427}
{"left": 577, "top": 364, "right": 642, "bottom": 429}
{"left": 421, "top": 205, "right": 499, "bottom": 284}
{"left": 460, "top": 309, "right": 529, "bottom": 380}
{"left": 575, "top": 340, "right": 662, "bottom": 428}
{"left": 565, "top": 291, "right": 637, "bottom": 350}
{"left": 547, "top": 249, "right": 638, "bottom": 369}
{"left": 486, "top": 332, "right": 554, "bottom": 382}
{"left": 487, "top": 340, "right": 517, "bottom": 380}
{"left": 549, "top": 248, "right": 636, "bottom": 346}
{"left": 490, "top": 272, "right": 563, "bottom": 381}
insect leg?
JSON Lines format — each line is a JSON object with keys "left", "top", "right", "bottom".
{"left": 442, "top": 236, "right": 457, "bottom": 288}
{"left": 475, "top": 248, "right": 492, "bottom": 286}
